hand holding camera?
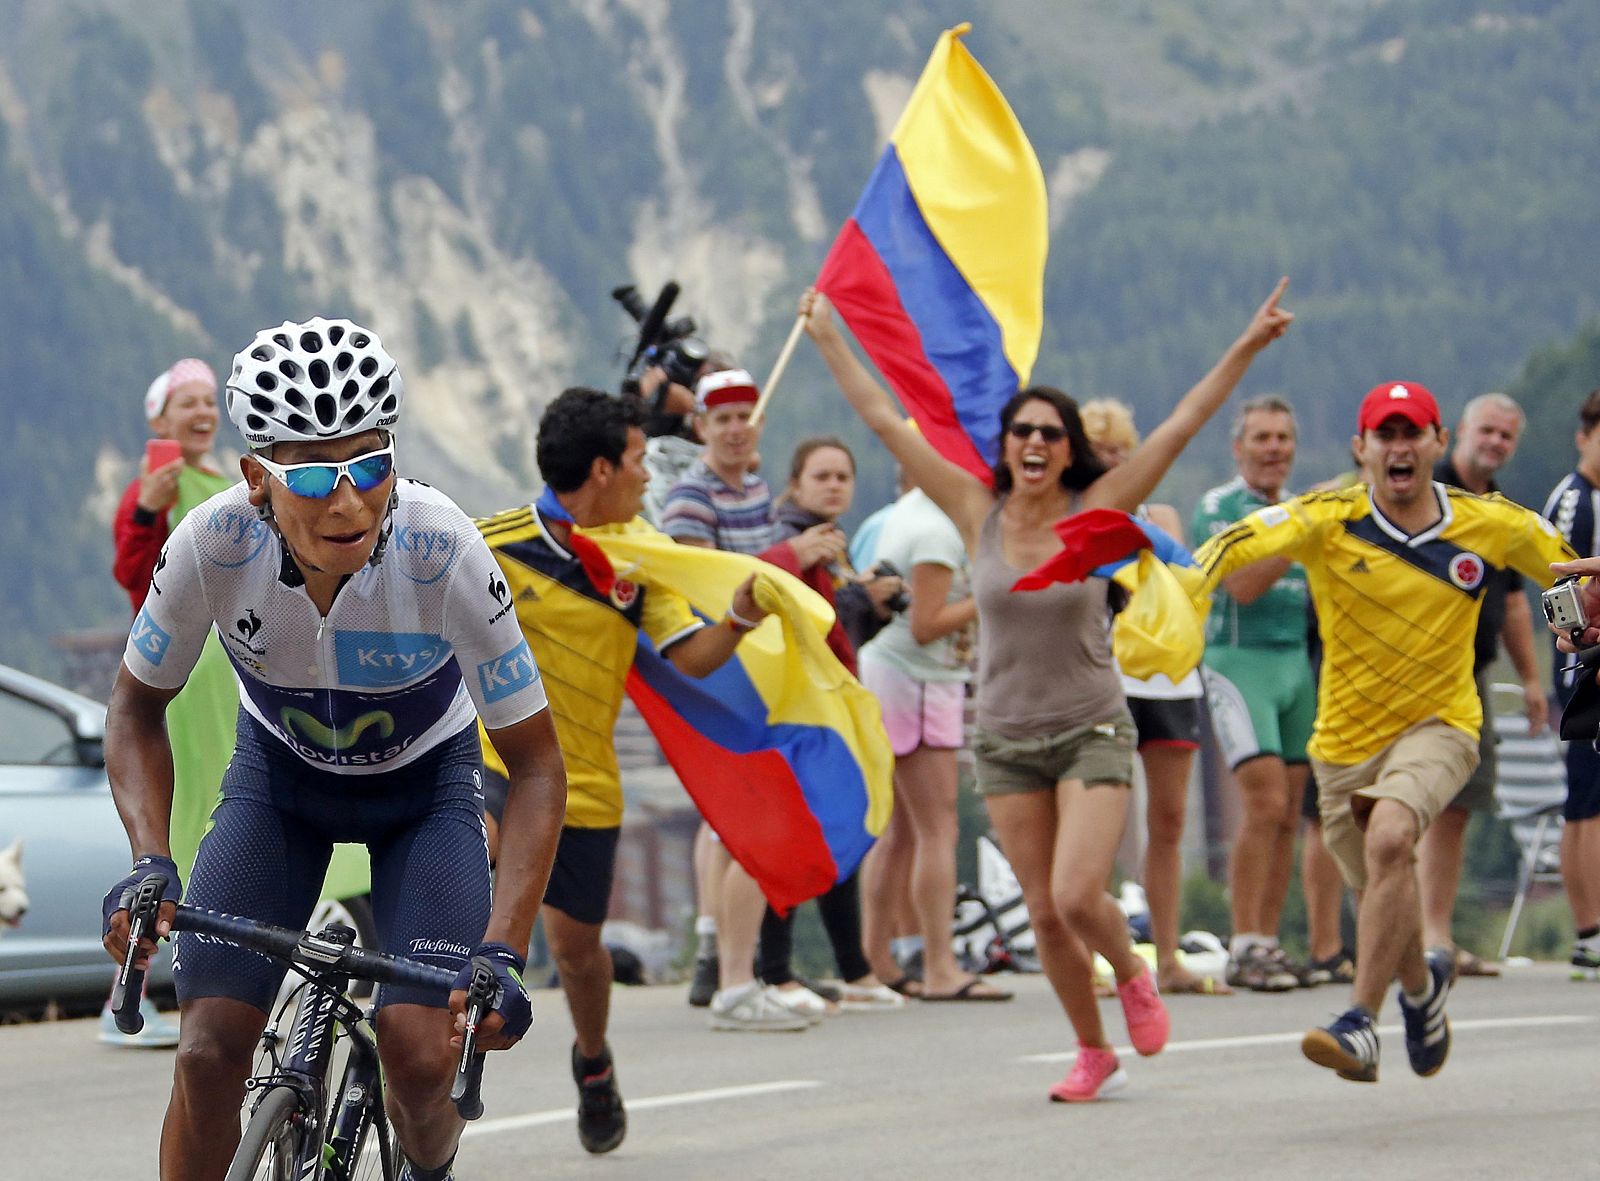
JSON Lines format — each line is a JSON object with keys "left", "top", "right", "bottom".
{"left": 866, "top": 560, "right": 911, "bottom": 615}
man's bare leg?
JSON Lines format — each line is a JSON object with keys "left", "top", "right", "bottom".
{"left": 1417, "top": 804, "right": 1471, "bottom": 951}
{"left": 1351, "top": 799, "right": 1429, "bottom": 1014}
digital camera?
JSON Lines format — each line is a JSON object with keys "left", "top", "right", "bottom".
{"left": 1542, "top": 576, "right": 1588, "bottom": 634}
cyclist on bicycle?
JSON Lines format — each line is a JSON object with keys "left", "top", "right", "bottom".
{"left": 102, "top": 317, "right": 566, "bottom": 1181}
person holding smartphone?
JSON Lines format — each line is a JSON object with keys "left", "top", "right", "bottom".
{"left": 113, "top": 359, "right": 229, "bottom": 610}
{"left": 104, "top": 358, "right": 236, "bottom": 1049}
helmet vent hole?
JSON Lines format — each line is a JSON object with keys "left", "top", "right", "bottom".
{"left": 314, "top": 394, "right": 337, "bottom": 426}
{"left": 300, "top": 331, "right": 323, "bottom": 353}
{"left": 251, "top": 345, "right": 274, "bottom": 363}
{"left": 351, "top": 332, "right": 370, "bottom": 349}
{"left": 272, "top": 333, "right": 291, "bottom": 349}
{"left": 284, "top": 390, "right": 310, "bottom": 411}
{"left": 328, "top": 324, "right": 345, "bottom": 345}
{"left": 340, "top": 379, "right": 359, "bottom": 403}
{"left": 309, "top": 359, "right": 330, "bottom": 389}
{"left": 358, "top": 357, "right": 378, "bottom": 378}
{"left": 380, "top": 394, "right": 398, "bottom": 414}
{"left": 254, "top": 373, "right": 277, "bottom": 391}
{"left": 286, "top": 414, "right": 312, "bottom": 434}
{"left": 342, "top": 405, "right": 366, "bottom": 428}
{"left": 249, "top": 395, "right": 277, "bottom": 414}
{"left": 245, "top": 414, "right": 268, "bottom": 431}
{"left": 370, "top": 376, "right": 390, "bottom": 401}
{"left": 334, "top": 351, "right": 353, "bottom": 373}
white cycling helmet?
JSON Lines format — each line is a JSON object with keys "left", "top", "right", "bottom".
{"left": 226, "top": 317, "right": 403, "bottom": 448}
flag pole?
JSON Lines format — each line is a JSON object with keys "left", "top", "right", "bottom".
{"left": 749, "top": 312, "right": 807, "bottom": 427}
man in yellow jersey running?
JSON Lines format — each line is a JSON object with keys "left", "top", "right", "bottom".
{"left": 475, "top": 389, "right": 777, "bottom": 1154}
{"left": 1193, "top": 380, "right": 1575, "bottom": 1084}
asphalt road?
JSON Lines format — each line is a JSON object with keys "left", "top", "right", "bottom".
{"left": 6, "top": 965, "right": 1597, "bottom": 1179}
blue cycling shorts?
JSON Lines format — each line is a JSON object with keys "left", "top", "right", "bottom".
{"left": 174, "top": 714, "right": 490, "bottom": 1013}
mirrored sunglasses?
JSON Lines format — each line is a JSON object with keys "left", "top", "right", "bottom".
{"left": 253, "top": 442, "right": 395, "bottom": 499}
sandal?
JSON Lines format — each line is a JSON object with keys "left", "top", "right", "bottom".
{"left": 1159, "top": 972, "right": 1233, "bottom": 996}
{"left": 921, "top": 978, "right": 1014, "bottom": 1002}
{"left": 1455, "top": 948, "right": 1501, "bottom": 977}
{"left": 885, "top": 974, "right": 924, "bottom": 998}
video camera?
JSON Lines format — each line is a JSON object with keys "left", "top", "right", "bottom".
{"left": 613, "top": 281, "right": 710, "bottom": 393}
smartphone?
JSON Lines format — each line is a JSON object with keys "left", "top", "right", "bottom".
{"left": 146, "top": 438, "right": 183, "bottom": 469}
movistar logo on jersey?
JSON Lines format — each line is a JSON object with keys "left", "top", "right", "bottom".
{"left": 334, "top": 631, "right": 450, "bottom": 687}
{"left": 281, "top": 707, "right": 396, "bottom": 751}
{"left": 478, "top": 639, "right": 540, "bottom": 703}
{"left": 130, "top": 607, "right": 172, "bottom": 666}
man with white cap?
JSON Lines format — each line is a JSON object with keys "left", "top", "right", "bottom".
{"left": 1192, "top": 380, "right": 1575, "bottom": 1084}
{"left": 660, "top": 370, "right": 824, "bottom": 1030}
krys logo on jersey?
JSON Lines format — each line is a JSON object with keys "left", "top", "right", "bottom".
{"left": 395, "top": 525, "right": 458, "bottom": 585}
{"left": 334, "top": 631, "right": 452, "bottom": 688}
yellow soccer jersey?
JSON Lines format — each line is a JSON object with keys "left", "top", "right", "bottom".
{"left": 475, "top": 508, "right": 702, "bottom": 828}
{"left": 1193, "top": 483, "right": 1574, "bottom": 765}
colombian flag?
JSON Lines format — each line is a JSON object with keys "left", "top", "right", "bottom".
{"left": 1012, "top": 509, "right": 1211, "bottom": 683}
{"left": 581, "top": 529, "right": 894, "bottom": 914}
{"left": 817, "top": 23, "right": 1047, "bottom": 484}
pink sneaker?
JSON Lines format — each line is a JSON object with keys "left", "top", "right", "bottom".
{"left": 1117, "top": 966, "right": 1170, "bottom": 1056}
{"left": 1049, "top": 1043, "right": 1128, "bottom": 1102}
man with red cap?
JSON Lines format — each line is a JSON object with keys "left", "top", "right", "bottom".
{"left": 1192, "top": 380, "right": 1576, "bottom": 1084}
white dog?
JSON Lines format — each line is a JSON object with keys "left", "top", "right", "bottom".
{"left": 0, "top": 838, "right": 29, "bottom": 932}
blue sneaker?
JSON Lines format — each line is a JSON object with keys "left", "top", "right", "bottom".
{"left": 1301, "top": 1006, "right": 1379, "bottom": 1082}
{"left": 1398, "top": 948, "right": 1454, "bottom": 1077}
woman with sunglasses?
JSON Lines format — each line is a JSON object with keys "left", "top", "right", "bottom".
{"left": 802, "top": 279, "right": 1293, "bottom": 1102}
{"left": 101, "top": 317, "right": 566, "bottom": 1181}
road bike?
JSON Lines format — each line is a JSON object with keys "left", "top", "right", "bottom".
{"left": 113, "top": 876, "right": 495, "bottom": 1180}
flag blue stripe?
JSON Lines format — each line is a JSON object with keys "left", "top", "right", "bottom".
{"left": 852, "top": 147, "right": 1017, "bottom": 465}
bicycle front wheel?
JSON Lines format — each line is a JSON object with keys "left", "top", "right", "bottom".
{"left": 225, "top": 1085, "right": 306, "bottom": 1181}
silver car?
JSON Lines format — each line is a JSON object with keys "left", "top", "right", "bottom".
{"left": 0, "top": 662, "right": 175, "bottom": 1010}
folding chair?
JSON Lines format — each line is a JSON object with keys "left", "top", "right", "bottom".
{"left": 1492, "top": 682, "right": 1568, "bottom": 960}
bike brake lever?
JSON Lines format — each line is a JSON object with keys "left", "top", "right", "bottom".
{"left": 111, "top": 874, "right": 167, "bottom": 1034}
{"left": 451, "top": 961, "right": 497, "bottom": 1119}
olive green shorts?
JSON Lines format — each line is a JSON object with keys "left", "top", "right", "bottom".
{"left": 971, "top": 712, "right": 1137, "bottom": 796}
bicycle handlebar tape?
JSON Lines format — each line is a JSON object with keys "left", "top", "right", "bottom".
{"left": 109, "top": 870, "right": 173, "bottom": 1034}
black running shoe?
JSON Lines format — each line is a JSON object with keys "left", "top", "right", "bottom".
{"left": 688, "top": 954, "right": 719, "bottom": 1007}
{"left": 1301, "top": 1006, "right": 1379, "bottom": 1082}
{"left": 573, "top": 1042, "right": 626, "bottom": 1154}
{"left": 1397, "top": 948, "right": 1453, "bottom": 1078}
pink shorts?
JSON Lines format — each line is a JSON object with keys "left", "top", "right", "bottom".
{"left": 859, "top": 654, "right": 967, "bottom": 757}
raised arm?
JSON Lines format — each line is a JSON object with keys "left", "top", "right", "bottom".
{"left": 800, "top": 289, "right": 993, "bottom": 550}
{"left": 1084, "top": 278, "right": 1294, "bottom": 513}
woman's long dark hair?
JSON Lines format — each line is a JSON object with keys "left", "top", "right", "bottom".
{"left": 991, "top": 386, "right": 1106, "bottom": 494}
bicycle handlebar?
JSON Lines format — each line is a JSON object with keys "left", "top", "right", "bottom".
{"left": 116, "top": 894, "right": 490, "bottom": 1118}
{"left": 172, "top": 906, "right": 458, "bottom": 991}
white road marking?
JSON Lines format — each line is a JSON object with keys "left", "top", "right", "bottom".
{"left": 1018, "top": 1014, "right": 1596, "bottom": 1063}
{"left": 461, "top": 1079, "right": 823, "bottom": 1138}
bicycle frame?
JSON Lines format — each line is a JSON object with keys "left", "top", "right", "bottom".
{"left": 245, "top": 938, "right": 394, "bottom": 1180}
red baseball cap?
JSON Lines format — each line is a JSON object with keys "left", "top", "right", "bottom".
{"left": 695, "top": 368, "right": 760, "bottom": 412}
{"left": 1357, "top": 381, "right": 1441, "bottom": 433}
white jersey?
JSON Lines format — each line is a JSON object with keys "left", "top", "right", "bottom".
{"left": 123, "top": 480, "right": 548, "bottom": 774}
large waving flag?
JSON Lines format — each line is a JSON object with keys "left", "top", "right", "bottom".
{"left": 817, "top": 22, "right": 1047, "bottom": 483}
{"left": 1012, "top": 509, "right": 1211, "bottom": 682}
{"left": 578, "top": 527, "right": 894, "bottom": 914}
